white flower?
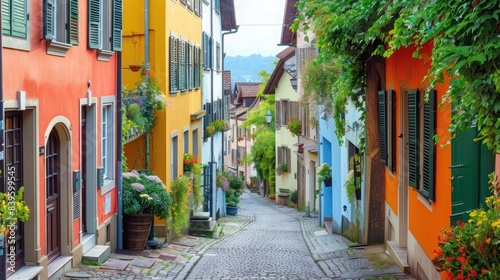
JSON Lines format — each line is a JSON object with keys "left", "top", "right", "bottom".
{"left": 131, "top": 183, "right": 145, "bottom": 192}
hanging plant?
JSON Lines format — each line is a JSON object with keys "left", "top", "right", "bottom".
{"left": 206, "top": 119, "right": 229, "bottom": 137}
{"left": 286, "top": 118, "right": 302, "bottom": 137}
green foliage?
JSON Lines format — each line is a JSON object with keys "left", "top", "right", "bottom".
{"left": 126, "top": 103, "right": 147, "bottom": 132}
{"left": 0, "top": 186, "right": 30, "bottom": 232}
{"left": 294, "top": 0, "right": 500, "bottom": 152}
{"left": 290, "top": 190, "right": 298, "bottom": 204}
{"left": 344, "top": 170, "right": 360, "bottom": 205}
{"left": 241, "top": 72, "right": 276, "bottom": 194}
{"left": 317, "top": 163, "right": 332, "bottom": 186}
{"left": 122, "top": 171, "right": 172, "bottom": 220}
{"left": 170, "top": 175, "right": 191, "bottom": 236}
{"left": 225, "top": 175, "right": 244, "bottom": 207}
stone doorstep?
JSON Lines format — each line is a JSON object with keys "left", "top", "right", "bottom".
{"left": 7, "top": 265, "right": 43, "bottom": 280}
{"left": 48, "top": 256, "right": 73, "bottom": 280}
{"left": 82, "top": 245, "right": 111, "bottom": 264}
{"left": 386, "top": 240, "right": 410, "bottom": 274}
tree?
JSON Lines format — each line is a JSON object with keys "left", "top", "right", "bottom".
{"left": 241, "top": 71, "right": 277, "bottom": 195}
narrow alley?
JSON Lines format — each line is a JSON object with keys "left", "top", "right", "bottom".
{"left": 61, "top": 190, "right": 416, "bottom": 279}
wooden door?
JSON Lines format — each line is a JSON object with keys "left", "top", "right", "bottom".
{"left": 450, "top": 125, "right": 494, "bottom": 226}
{"left": 5, "top": 113, "right": 24, "bottom": 275}
{"left": 81, "top": 109, "right": 87, "bottom": 232}
{"left": 46, "top": 130, "right": 61, "bottom": 262}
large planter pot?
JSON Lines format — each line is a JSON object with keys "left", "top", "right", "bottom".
{"left": 226, "top": 205, "right": 238, "bottom": 215}
{"left": 123, "top": 213, "right": 154, "bottom": 250}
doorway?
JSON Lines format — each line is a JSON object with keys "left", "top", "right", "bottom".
{"left": 46, "top": 130, "right": 61, "bottom": 262}
{"left": 396, "top": 90, "right": 409, "bottom": 247}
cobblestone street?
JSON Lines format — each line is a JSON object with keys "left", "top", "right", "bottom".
{"left": 60, "top": 190, "right": 416, "bottom": 279}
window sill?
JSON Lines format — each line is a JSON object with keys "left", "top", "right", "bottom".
{"left": 46, "top": 40, "right": 72, "bottom": 57}
{"left": 101, "top": 179, "right": 115, "bottom": 195}
{"left": 170, "top": 91, "right": 178, "bottom": 96}
{"left": 97, "top": 49, "right": 115, "bottom": 61}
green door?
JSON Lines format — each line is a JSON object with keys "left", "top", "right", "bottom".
{"left": 450, "top": 125, "right": 494, "bottom": 226}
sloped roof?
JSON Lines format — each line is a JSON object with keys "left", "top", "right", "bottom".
{"left": 280, "top": 0, "right": 297, "bottom": 46}
{"left": 234, "top": 82, "right": 261, "bottom": 98}
{"left": 221, "top": 0, "right": 238, "bottom": 31}
{"left": 263, "top": 46, "right": 296, "bottom": 94}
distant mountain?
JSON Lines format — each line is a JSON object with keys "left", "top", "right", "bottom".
{"left": 224, "top": 54, "right": 278, "bottom": 89}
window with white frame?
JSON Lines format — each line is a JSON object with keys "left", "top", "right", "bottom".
{"left": 102, "top": 103, "right": 114, "bottom": 180}
{"left": 183, "top": 129, "right": 189, "bottom": 154}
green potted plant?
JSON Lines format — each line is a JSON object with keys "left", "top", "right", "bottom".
{"left": 225, "top": 175, "right": 244, "bottom": 215}
{"left": 122, "top": 170, "right": 172, "bottom": 250}
{"left": 286, "top": 118, "right": 302, "bottom": 136}
{"left": 317, "top": 163, "right": 332, "bottom": 187}
{"left": 290, "top": 190, "right": 298, "bottom": 208}
{"left": 276, "top": 162, "right": 287, "bottom": 176}
{"left": 183, "top": 153, "right": 198, "bottom": 173}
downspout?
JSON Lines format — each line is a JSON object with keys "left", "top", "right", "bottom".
{"left": 144, "top": 0, "right": 150, "bottom": 171}
{"left": 116, "top": 51, "right": 124, "bottom": 249}
{"left": 210, "top": 0, "right": 216, "bottom": 220}
{"left": 221, "top": 25, "right": 238, "bottom": 171}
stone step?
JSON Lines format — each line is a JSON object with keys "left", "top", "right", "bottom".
{"left": 188, "top": 221, "right": 216, "bottom": 237}
{"left": 82, "top": 245, "right": 110, "bottom": 264}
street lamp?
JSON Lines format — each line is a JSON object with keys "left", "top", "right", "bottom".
{"left": 265, "top": 109, "right": 272, "bottom": 126}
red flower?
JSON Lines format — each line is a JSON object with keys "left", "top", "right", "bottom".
{"left": 471, "top": 270, "right": 477, "bottom": 277}
{"left": 459, "top": 247, "right": 465, "bottom": 254}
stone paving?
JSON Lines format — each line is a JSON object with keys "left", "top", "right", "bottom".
{"left": 59, "top": 190, "right": 416, "bottom": 280}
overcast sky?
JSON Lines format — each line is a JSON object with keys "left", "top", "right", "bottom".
{"left": 224, "top": 0, "right": 287, "bottom": 57}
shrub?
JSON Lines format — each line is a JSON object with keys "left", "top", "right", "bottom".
{"left": 290, "top": 190, "right": 298, "bottom": 204}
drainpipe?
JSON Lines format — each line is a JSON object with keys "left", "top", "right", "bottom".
{"left": 117, "top": 51, "right": 124, "bottom": 250}
{"left": 221, "top": 24, "right": 238, "bottom": 171}
{"left": 210, "top": 0, "right": 216, "bottom": 220}
{"left": 144, "top": 0, "right": 150, "bottom": 171}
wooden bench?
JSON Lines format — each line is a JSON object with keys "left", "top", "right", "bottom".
{"left": 278, "top": 188, "right": 290, "bottom": 197}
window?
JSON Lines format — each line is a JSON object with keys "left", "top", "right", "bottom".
{"left": 378, "top": 90, "right": 395, "bottom": 172}
{"left": 183, "top": 129, "right": 189, "bottom": 154}
{"left": 102, "top": 104, "right": 114, "bottom": 180}
{"left": 300, "top": 105, "right": 311, "bottom": 138}
{"left": 202, "top": 32, "right": 212, "bottom": 69}
{"left": 194, "top": 0, "right": 201, "bottom": 16}
{"left": 88, "top": 0, "right": 122, "bottom": 57}
{"left": 42, "top": 0, "right": 77, "bottom": 56}
{"left": 407, "top": 89, "right": 436, "bottom": 200}
{"left": 171, "top": 134, "right": 179, "bottom": 178}
{"left": 170, "top": 34, "right": 179, "bottom": 92}
{"left": 276, "top": 100, "right": 299, "bottom": 127}
{"left": 214, "top": 0, "right": 220, "bottom": 14}
{"left": 277, "top": 146, "right": 291, "bottom": 173}
{"left": 192, "top": 129, "right": 199, "bottom": 157}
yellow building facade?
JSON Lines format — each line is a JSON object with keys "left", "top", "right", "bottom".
{"left": 122, "top": 0, "right": 203, "bottom": 186}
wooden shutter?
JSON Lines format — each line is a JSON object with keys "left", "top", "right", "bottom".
{"left": 378, "top": 90, "right": 387, "bottom": 165}
{"left": 88, "top": 0, "right": 101, "bottom": 49}
{"left": 170, "top": 36, "right": 176, "bottom": 91}
{"left": 276, "top": 102, "right": 281, "bottom": 128}
{"left": 277, "top": 147, "right": 283, "bottom": 166}
{"left": 408, "top": 89, "right": 419, "bottom": 188}
{"left": 43, "top": 0, "right": 55, "bottom": 40}
{"left": 2, "top": 0, "right": 11, "bottom": 34}
{"left": 388, "top": 89, "right": 396, "bottom": 172}
{"left": 422, "top": 90, "right": 436, "bottom": 200}
{"left": 69, "top": 0, "right": 79, "bottom": 45}
{"left": 12, "top": 0, "right": 26, "bottom": 37}
{"left": 112, "top": 0, "right": 122, "bottom": 50}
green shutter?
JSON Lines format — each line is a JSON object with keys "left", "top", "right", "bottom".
{"left": 421, "top": 90, "right": 436, "bottom": 200}
{"left": 388, "top": 89, "right": 396, "bottom": 172}
{"left": 378, "top": 90, "right": 387, "bottom": 165}
{"left": 112, "top": 0, "right": 122, "bottom": 51}
{"left": 69, "top": 0, "right": 79, "bottom": 45}
{"left": 408, "top": 89, "right": 419, "bottom": 188}
{"left": 170, "top": 36, "right": 178, "bottom": 92}
{"left": 88, "top": 0, "right": 100, "bottom": 49}
{"left": 43, "top": 0, "right": 54, "bottom": 40}
{"left": 12, "top": 0, "right": 26, "bottom": 38}
{"left": 2, "top": 0, "right": 11, "bottom": 35}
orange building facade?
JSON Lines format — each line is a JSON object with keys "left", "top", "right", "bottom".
{"left": 383, "top": 44, "right": 494, "bottom": 279}
{"left": 2, "top": 0, "right": 121, "bottom": 279}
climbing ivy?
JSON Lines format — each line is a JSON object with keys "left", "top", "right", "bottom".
{"left": 293, "top": 0, "right": 500, "bottom": 152}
